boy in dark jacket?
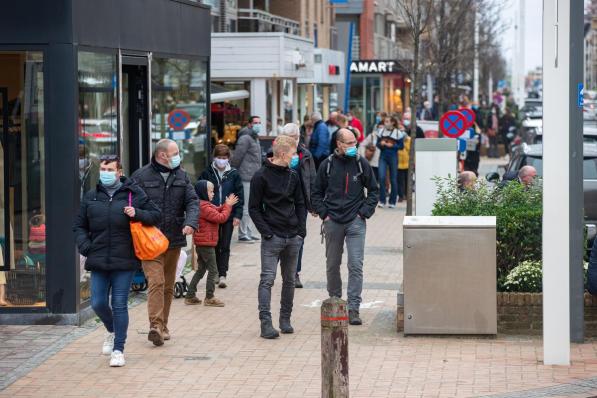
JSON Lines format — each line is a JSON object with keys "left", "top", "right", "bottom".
{"left": 199, "top": 144, "right": 244, "bottom": 288}
{"left": 249, "top": 135, "right": 307, "bottom": 339}
{"left": 312, "top": 129, "right": 379, "bottom": 325}
{"left": 187, "top": 181, "right": 238, "bottom": 307}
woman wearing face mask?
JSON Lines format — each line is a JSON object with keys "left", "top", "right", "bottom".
{"left": 73, "top": 155, "right": 160, "bottom": 367}
{"left": 376, "top": 117, "right": 405, "bottom": 208}
{"left": 198, "top": 145, "right": 244, "bottom": 288}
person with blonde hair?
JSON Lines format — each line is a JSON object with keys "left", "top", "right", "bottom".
{"left": 249, "top": 135, "right": 307, "bottom": 339}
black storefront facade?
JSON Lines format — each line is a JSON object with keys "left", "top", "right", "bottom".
{"left": 0, "top": 0, "right": 211, "bottom": 324}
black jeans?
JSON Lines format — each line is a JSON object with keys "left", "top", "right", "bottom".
{"left": 216, "top": 220, "right": 234, "bottom": 277}
{"left": 397, "top": 169, "right": 408, "bottom": 200}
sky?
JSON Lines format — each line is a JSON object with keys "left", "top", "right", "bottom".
{"left": 500, "top": 0, "right": 543, "bottom": 76}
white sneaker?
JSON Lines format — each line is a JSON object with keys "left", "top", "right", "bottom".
{"left": 388, "top": 204, "right": 396, "bottom": 209}
{"left": 110, "top": 350, "right": 125, "bottom": 367}
{"left": 218, "top": 277, "right": 227, "bottom": 288}
{"left": 102, "top": 332, "right": 115, "bottom": 355}
{"left": 377, "top": 203, "right": 385, "bottom": 208}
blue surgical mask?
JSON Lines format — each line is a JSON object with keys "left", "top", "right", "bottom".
{"left": 404, "top": 119, "right": 411, "bottom": 127}
{"left": 252, "top": 123, "right": 263, "bottom": 134}
{"left": 375, "top": 116, "right": 382, "bottom": 124}
{"left": 289, "top": 155, "right": 300, "bottom": 169}
{"left": 168, "top": 154, "right": 181, "bottom": 169}
{"left": 99, "top": 171, "right": 118, "bottom": 186}
{"left": 345, "top": 146, "right": 358, "bottom": 157}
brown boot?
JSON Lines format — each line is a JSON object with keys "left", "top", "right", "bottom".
{"left": 163, "top": 327, "right": 171, "bottom": 341}
{"left": 204, "top": 297, "right": 225, "bottom": 307}
{"left": 185, "top": 296, "right": 202, "bottom": 305}
{"left": 148, "top": 327, "right": 164, "bottom": 346}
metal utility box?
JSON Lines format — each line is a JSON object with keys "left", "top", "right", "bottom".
{"left": 403, "top": 216, "right": 497, "bottom": 335}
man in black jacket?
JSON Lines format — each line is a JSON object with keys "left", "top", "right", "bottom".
{"left": 249, "top": 135, "right": 307, "bottom": 339}
{"left": 131, "top": 139, "right": 199, "bottom": 346}
{"left": 312, "top": 129, "right": 379, "bottom": 325}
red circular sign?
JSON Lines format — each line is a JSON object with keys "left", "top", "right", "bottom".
{"left": 459, "top": 108, "right": 476, "bottom": 129}
{"left": 439, "top": 111, "right": 467, "bottom": 138}
{"left": 167, "top": 109, "right": 192, "bottom": 130}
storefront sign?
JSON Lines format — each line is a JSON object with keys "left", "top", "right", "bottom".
{"left": 350, "top": 60, "right": 398, "bottom": 74}
{"left": 328, "top": 65, "right": 340, "bottom": 75}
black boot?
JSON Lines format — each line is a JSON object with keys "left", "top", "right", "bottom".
{"left": 260, "top": 319, "right": 280, "bottom": 339}
{"left": 294, "top": 274, "right": 303, "bottom": 288}
{"left": 348, "top": 310, "right": 362, "bottom": 326}
{"left": 279, "top": 318, "right": 294, "bottom": 334}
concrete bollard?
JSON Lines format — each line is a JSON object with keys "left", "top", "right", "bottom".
{"left": 321, "top": 297, "right": 349, "bottom": 398}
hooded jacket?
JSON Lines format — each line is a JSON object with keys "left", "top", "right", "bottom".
{"left": 312, "top": 151, "right": 380, "bottom": 224}
{"left": 73, "top": 177, "right": 161, "bottom": 271}
{"left": 198, "top": 162, "right": 243, "bottom": 221}
{"left": 131, "top": 158, "right": 199, "bottom": 248}
{"left": 193, "top": 181, "right": 233, "bottom": 247}
{"left": 249, "top": 160, "right": 307, "bottom": 239}
{"left": 231, "top": 127, "right": 262, "bottom": 182}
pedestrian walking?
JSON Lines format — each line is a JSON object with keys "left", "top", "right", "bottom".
{"left": 74, "top": 155, "right": 161, "bottom": 366}
{"left": 397, "top": 134, "right": 411, "bottom": 202}
{"left": 186, "top": 181, "right": 238, "bottom": 307}
{"left": 308, "top": 111, "right": 331, "bottom": 170}
{"left": 347, "top": 111, "right": 365, "bottom": 143}
{"left": 358, "top": 126, "right": 381, "bottom": 178}
{"left": 131, "top": 139, "right": 199, "bottom": 346}
{"left": 279, "top": 123, "right": 316, "bottom": 289}
{"left": 330, "top": 114, "right": 361, "bottom": 153}
{"left": 199, "top": 144, "right": 243, "bottom": 288}
{"left": 231, "top": 115, "right": 263, "bottom": 243}
{"left": 249, "top": 135, "right": 307, "bottom": 339}
{"left": 377, "top": 116, "right": 405, "bottom": 208}
{"left": 312, "top": 129, "right": 379, "bottom": 325}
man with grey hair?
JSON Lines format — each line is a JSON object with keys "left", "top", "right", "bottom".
{"left": 131, "top": 139, "right": 199, "bottom": 346}
{"left": 458, "top": 171, "right": 477, "bottom": 191}
{"left": 518, "top": 165, "right": 537, "bottom": 187}
{"left": 280, "top": 123, "right": 316, "bottom": 288}
{"left": 308, "top": 111, "right": 331, "bottom": 170}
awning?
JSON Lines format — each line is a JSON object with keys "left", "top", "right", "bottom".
{"left": 210, "top": 84, "right": 250, "bottom": 103}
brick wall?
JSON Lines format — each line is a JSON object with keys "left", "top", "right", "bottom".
{"left": 397, "top": 292, "right": 597, "bottom": 336}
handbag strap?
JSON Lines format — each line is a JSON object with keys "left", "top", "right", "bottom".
{"left": 128, "top": 192, "right": 132, "bottom": 207}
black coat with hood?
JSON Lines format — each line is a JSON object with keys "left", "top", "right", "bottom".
{"left": 131, "top": 158, "right": 199, "bottom": 248}
{"left": 73, "top": 177, "right": 161, "bottom": 272}
{"left": 198, "top": 162, "right": 244, "bottom": 221}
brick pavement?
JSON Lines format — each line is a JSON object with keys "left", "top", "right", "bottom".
{"left": 2, "top": 203, "right": 597, "bottom": 397}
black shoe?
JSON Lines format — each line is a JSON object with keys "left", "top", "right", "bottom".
{"left": 348, "top": 310, "right": 362, "bottom": 326}
{"left": 279, "top": 318, "right": 294, "bottom": 334}
{"left": 251, "top": 236, "right": 261, "bottom": 241}
{"left": 294, "top": 274, "right": 303, "bottom": 288}
{"left": 238, "top": 237, "right": 254, "bottom": 243}
{"left": 260, "top": 319, "right": 280, "bottom": 339}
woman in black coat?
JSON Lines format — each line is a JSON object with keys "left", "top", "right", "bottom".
{"left": 73, "top": 155, "right": 160, "bottom": 367}
{"left": 198, "top": 144, "right": 243, "bottom": 288}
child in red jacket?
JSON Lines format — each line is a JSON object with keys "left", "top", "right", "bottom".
{"left": 186, "top": 180, "right": 238, "bottom": 306}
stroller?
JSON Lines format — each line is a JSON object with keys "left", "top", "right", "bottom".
{"left": 130, "top": 249, "right": 190, "bottom": 296}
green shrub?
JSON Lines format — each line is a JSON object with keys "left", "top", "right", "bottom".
{"left": 432, "top": 178, "right": 542, "bottom": 279}
{"left": 503, "top": 260, "right": 543, "bottom": 293}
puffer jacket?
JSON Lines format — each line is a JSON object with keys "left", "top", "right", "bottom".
{"left": 193, "top": 181, "right": 233, "bottom": 247}
{"left": 198, "top": 163, "right": 243, "bottom": 221}
{"left": 131, "top": 158, "right": 199, "bottom": 249}
{"left": 308, "top": 120, "right": 331, "bottom": 159}
{"left": 231, "top": 127, "right": 262, "bottom": 182}
{"left": 73, "top": 178, "right": 161, "bottom": 271}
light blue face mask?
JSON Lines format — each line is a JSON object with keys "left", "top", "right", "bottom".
{"left": 99, "top": 171, "right": 118, "bottom": 186}
{"left": 169, "top": 154, "right": 181, "bottom": 169}
{"left": 345, "top": 146, "right": 358, "bottom": 158}
{"left": 252, "top": 123, "right": 263, "bottom": 134}
{"left": 289, "top": 154, "right": 300, "bottom": 169}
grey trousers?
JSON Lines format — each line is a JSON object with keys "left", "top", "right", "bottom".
{"left": 239, "top": 181, "right": 258, "bottom": 239}
{"left": 258, "top": 235, "right": 303, "bottom": 321}
{"left": 324, "top": 217, "right": 367, "bottom": 311}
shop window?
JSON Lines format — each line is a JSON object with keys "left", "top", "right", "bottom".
{"left": 0, "top": 52, "right": 46, "bottom": 307}
{"left": 210, "top": 81, "right": 249, "bottom": 147}
{"left": 77, "top": 51, "right": 118, "bottom": 303}
{"left": 151, "top": 57, "right": 208, "bottom": 182}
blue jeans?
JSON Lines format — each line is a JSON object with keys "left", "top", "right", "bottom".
{"left": 91, "top": 270, "right": 135, "bottom": 352}
{"left": 378, "top": 152, "right": 399, "bottom": 205}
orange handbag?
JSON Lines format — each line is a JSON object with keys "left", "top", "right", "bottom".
{"left": 128, "top": 193, "right": 169, "bottom": 260}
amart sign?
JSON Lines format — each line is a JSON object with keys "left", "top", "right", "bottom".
{"left": 349, "top": 60, "right": 399, "bottom": 73}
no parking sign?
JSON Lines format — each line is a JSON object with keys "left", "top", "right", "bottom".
{"left": 167, "top": 109, "right": 192, "bottom": 130}
{"left": 439, "top": 111, "right": 467, "bottom": 138}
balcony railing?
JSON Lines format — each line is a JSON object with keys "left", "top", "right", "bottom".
{"left": 237, "top": 8, "right": 300, "bottom": 36}
{"left": 374, "top": 33, "right": 413, "bottom": 61}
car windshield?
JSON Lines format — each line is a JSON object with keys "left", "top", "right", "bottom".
{"left": 525, "top": 156, "right": 597, "bottom": 179}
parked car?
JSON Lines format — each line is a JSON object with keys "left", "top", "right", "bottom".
{"left": 528, "top": 123, "right": 597, "bottom": 145}
{"left": 584, "top": 100, "right": 597, "bottom": 121}
{"left": 487, "top": 142, "right": 597, "bottom": 241}
{"left": 521, "top": 99, "right": 543, "bottom": 120}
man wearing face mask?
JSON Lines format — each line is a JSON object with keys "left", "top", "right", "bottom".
{"left": 131, "top": 139, "right": 199, "bottom": 346}
{"left": 312, "top": 129, "right": 379, "bottom": 326}
{"left": 249, "top": 135, "right": 306, "bottom": 339}
{"left": 231, "top": 116, "right": 263, "bottom": 242}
